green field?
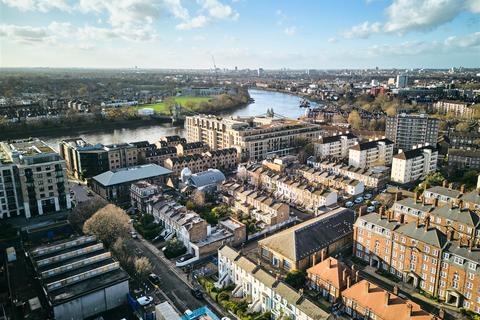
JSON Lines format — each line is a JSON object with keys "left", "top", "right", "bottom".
{"left": 137, "top": 96, "right": 213, "bottom": 114}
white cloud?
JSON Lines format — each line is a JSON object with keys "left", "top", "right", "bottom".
{"left": 284, "top": 26, "right": 297, "bottom": 36}
{"left": 328, "top": 37, "right": 338, "bottom": 43}
{"left": 1, "top": 0, "right": 70, "bottom": 12}
{"left": 176, "top": 15, "right": 209, "bottom": 30}
{"left": 0, "top": 24, "right": 50, "bottom": 43}
{"left": 444, "top": 31, "right": 480, "bottom": 48}
{"left": 199, "top": 0, "right": 239, "bottom": 20}
{"left": 344, "top": 0, "right": 480, "bottom": 39}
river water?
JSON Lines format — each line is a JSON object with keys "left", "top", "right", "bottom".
{"left": 42, "top": 89, "right": 317, "bottom": 149}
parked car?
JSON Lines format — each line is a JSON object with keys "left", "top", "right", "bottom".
{"left": 345, "top": 201, "right": 354, "bottom": 208}
{"left": 131, "top": 231, "right": 138, "bottom": 239}
{"left": 149, "top": 273, "right": 160, "bottom": 284}
{"left": 367, "top": 206, "right": 375, "bottom": 213}
{"left": 191, "top": 288, "right": 203, "bottom": 299}
{"left": 86, "top": 190, "right": 93, "bottom": 197}
{"left": 137, "top": 296, "right": 153, "bottom": 306}
{"left": 371, "top": 200, "right": 379, "bottom": 206}
{"left": 364, "top": 193, "right": 372, "bottom": 200}
{"left": 354, "top": 197, "right": 364, "bottom": 204}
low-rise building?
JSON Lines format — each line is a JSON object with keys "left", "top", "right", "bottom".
{"left": 349, "top": 138, "right": 394, "bottom": 169}
{"left": 314, "top": 132, "right": 358, "bottom": 159}
{"left": 296, "top": 165, "right": 364, "bottom": 196}
{"left": 342, "top": 279, "right": 435, "bottom": 320}
{"left": 222, "top": 182, "right": 290, "bottom": 226}
{"left": 130, "top": 180, "right": 161, "bottom": 213}
{"left": 104, "top": 143, "right": 139, "bottom": 170}
{"left": 423, "top": 183, "right": 480, "bottom": 211}
{"left": 391, "top": 145, "right": 438, "bottom": 184}
{"left": 307, "top": 257, "right": 353, "bottom": 303}
{"left": 433, "top": 100, "right": 475, "bottom": 118}
{"left": 145, "top": 147, "right": 177, "bottom": 165}
{"left": 217, "top": 246, "right": 330, "bottom": 320}
{"left": 185, "top": 169, "right": 226, "bottom": 192}
{"left": 156, "top": 135, "right": 186, "bottom": 148}
{"left": 29, "top": 235, "right": 129, "bottom": 320}
{"left": 90, "top": 164, "right": 172, "bottom": 206}
{"left": 448, "top": 148, "right": 480, "bottom": 169}
{"left": 248, "top": 165, "right": 338, "bottom": 211}
{"left": 308, "top": 158, "right": 389, "bottom": 189}
{"left": 176, "top": 142, "right": 209, "bottom": 156}
{"left": 258, "top": 207, "right": 355, "bottom": 271}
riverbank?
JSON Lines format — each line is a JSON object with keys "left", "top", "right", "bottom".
{"left": 0, "top": 118, "right": 169, "bottom": 140}
{"left": 253, "top": 87, "right": 326, "bottom": 105}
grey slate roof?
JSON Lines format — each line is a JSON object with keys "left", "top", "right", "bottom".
{"left": 425, "top": 186, "right": 462, "bottom": 199}
{"left": 394, "top": 145, "right": 437, "bottom": 160}
{"left": 396, "top": 197, "right": 435, "bottom": 213}
{"left": 431, "top": 206, "right": 480, "bottom": 226}
{"left": 350, "top": 138, "right": 393, "bottom": 151}
{"left": 395, "top": 223, "right": 448, "bottom": 248}
{"left": 462, "top": 190, "right": 480, "bottom": 206}
{"left": 187, "top": 169, "right": 226, "bottom": 188}
{"left": 259, "top": 207, "right": 355, "bottom": 261}
{"left": 92, "top": 164, "right": 172, "bottom": 186}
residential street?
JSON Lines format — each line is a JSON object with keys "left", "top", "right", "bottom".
{"left": 128, "top": 235, "right": 226, "bottom": 317}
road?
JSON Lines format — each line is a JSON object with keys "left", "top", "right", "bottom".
{"left": 128, "top": 237, "right": 209, "bottom": 314}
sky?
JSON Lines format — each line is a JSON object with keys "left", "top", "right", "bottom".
{"left": 0, "top": 0, "right": 479, "bottom": 69}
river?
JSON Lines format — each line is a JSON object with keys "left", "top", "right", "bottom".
{"left": 42, "top": 89, "right": 318, "bottom": 150}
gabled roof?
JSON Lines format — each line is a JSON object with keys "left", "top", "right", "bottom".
{"left": 462, "top": 189, "right": 480, "bottom": 206}
{"left": 394, "top": 146, "right": 437, "bottom": 160}
{"left": 307, "top": 257, "right": 350, "bottom": 289}
{"left": 258, "top": 207, "right": 354, "bottom": 261}
{"left": 342, "top": 280, "right": 435, "bottom": 320}
{"left": 395, "top": 198, "right": 434, "bottom": 214}
{"left": 432, "top": 206, "right": 480, "bottom": 226}
{"left": 424, "top": 186, "right": 461, "bottom": 199}
{"left": 92, "top": 164, "right": 172, "bottom": 186}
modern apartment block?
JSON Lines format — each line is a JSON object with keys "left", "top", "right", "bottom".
{"left": 59, "top": 138, "right": 109, "bottom": 179}
{"left": 348, "top": 138, "right": 394, "bottom": 169}
{"left": 432, "top": 100, "right": 475, "bottom": 118}
{"left": 353, "top": 209, "right": 480, "bottom": 313}
{"left": 217, "top": 246, "right": 330, "bottom": 320}
{"left": 385, "top": 113, "right": 439, "bottom": 151}
{"left": 314, "top": 132, "right": 358, "bottom": 159}
{"left": 391, "top": 145, "right": 438, "bottom": 184}
{"left": 185, "top": 115, "right": 322, "bottom": 161}
{"left": 0, "top": 138, "right": 71, "bottom": 219}
{"left": 448, "top": 148, "right": 480, "bottom": 170}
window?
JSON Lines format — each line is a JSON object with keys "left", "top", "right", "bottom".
{"left": 468, "top": 262, "right": 477, "bottom": 271}
{"left": 454, "top": 256, "right": 464, "bottom": 265}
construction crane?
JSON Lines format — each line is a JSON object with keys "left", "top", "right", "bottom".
{"left": 211, "top": 55, "right": 218, "bottom": 81}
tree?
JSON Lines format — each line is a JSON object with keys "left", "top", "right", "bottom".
{"left": 455, "top": 122, "right": 470, "bottom": 132}
{"left": 285, "top": 270, "right": 307, "bottom": 290}
{"left": 111, "top": 237, "right": 134, "bottom": 273}
{"left": 68, "top": 197, "right": 108, "bottom": 232}
{"left": 347, "top": 110, "right": 362, "bottom": 129}
{"left": 134, "top": 256, "right": 153, "bottom": 281}
{"left": 193, "top": 189, "right": 206, "bottom": 208}
{"left": 83, "top": 204, "right": 130, "bottom": 247}
{"left": 163, "top": 238, "right": 187, "bottom": 259}
{"left": 211, "top": 205, "right": 231, "bottom": 219}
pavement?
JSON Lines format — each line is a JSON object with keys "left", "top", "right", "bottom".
{"left": 129, "top": 233, "right": 227, "bottom": 317}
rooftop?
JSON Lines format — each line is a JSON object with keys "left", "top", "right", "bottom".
{"left": 258, "top": 207, "right": 354, "bottom": 261}
{"left": 394, "top": 145, "right": 437, "bottom": 160}
{"left": 92, "top": 164, "right": 172, "bottom": 186}
{"left": 350, "top": 138, "right": 394, "bottom": 151}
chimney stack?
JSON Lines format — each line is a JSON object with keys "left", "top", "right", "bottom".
{"left": 346, "top": 275, "right": 351, "bottom": 288}
{"left": 448, "top": 182, "right": 453, "bottom": 190}
{"left": 342, "top": 268, "right": 347, "bottom": 283}
{"left": 355, "top": 270, "right": 360, "bottom": 283}
{"left": 438, "top": 308, "right": 445, "bottom": 320}
{"left": 385, "top": 292, "right": 390, "bottom": 306}
{"left": 469, "top": 237, "right": 474, "bottom": 252}
{"left": 407, "top": 303, "right": 413, "bottom": 316}
{"left": 321, "top": 249, "right": 326, "bottom": 262}
{"left": 365, "top": 281, "right": 370, "bottom": 294}
{"left": 328, "top": 258, "right": 332, "bottom": 268}
{"left": 425, "top": 216, "right": 430, "bottom": 231}
{"left": 400, "top": 213, "right": 405, "bottom": 224}
{"left": 379, "top": 206, "right": 385, "bottom": 218}
{"left": 393, "top": 285, "right": 399, "bottom": 296}
{"left": 414, "top": 192, "right": 419, "bottom": 202}
{"left": 433, "top": 198, "right": 439, "bottom": 207}
{"left": 416, "top": 217, "right": 420, "bottom": 228}
{"left": 443, "top": 180, "right": 448, "bottom": 188}
{"left": 460, "top": 184, "right": 465, "bottom": 193}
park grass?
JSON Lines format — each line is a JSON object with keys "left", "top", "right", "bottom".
{"left": 137, "top": 96, "right": 213, "bottom": 115}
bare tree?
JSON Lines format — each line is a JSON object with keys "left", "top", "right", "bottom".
{"left": 83, "top": 204, "right": 130, "bottom": 247}
{"left": 192, "top": 189, "right": 206, "bottom": 208}
{"left": 134, "top": 257, "right": 153, "bottom": 282}
{"left": 68, "top": 197, "right": 108, "bottom": 232}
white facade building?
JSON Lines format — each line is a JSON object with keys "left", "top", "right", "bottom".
{"left": 391, "top": 145, "right": 438, "bottom": 184}
{"left": 314, "top": 132, "right": 358, "bottom": 159}
{"left": 348, "top": 138, "right": 394, "bottom": 169}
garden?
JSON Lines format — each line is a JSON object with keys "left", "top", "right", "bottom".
{"left": 198, "top": 277, "right": 271, "bottom": 320}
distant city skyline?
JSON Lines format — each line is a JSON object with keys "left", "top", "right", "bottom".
{"left": 1, "top": 0, "right": 479, "bottom": 69}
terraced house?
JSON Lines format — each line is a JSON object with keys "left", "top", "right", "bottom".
{"left": 353, "top": 210, "right": 480, "bottom": 313}
{"left": 217, "top": 246, "right": 330, "bottom": 320}
{"left": 222, "top": 182, "right": 290, "bottom": 226}
{"left": 247, "top": 165, "right": 337, "bottom": 211}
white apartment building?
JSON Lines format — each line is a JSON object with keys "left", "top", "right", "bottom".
{"left": 314, "top": 132, "right": 358, "bottom": 159}
{"left": 217, "top": 246, "right": 330, "bottom": 320}
{"left": 348, "top": 138, "right": 394, "bottom": 169}
{"left": 432, "top": 101, "right": 474, "bottom": 118}
{"left": 391, "top": 145, "right": 438, "bottom": 184}
{"left": 185, "top": 115, "right": 322, "bottom": 161}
